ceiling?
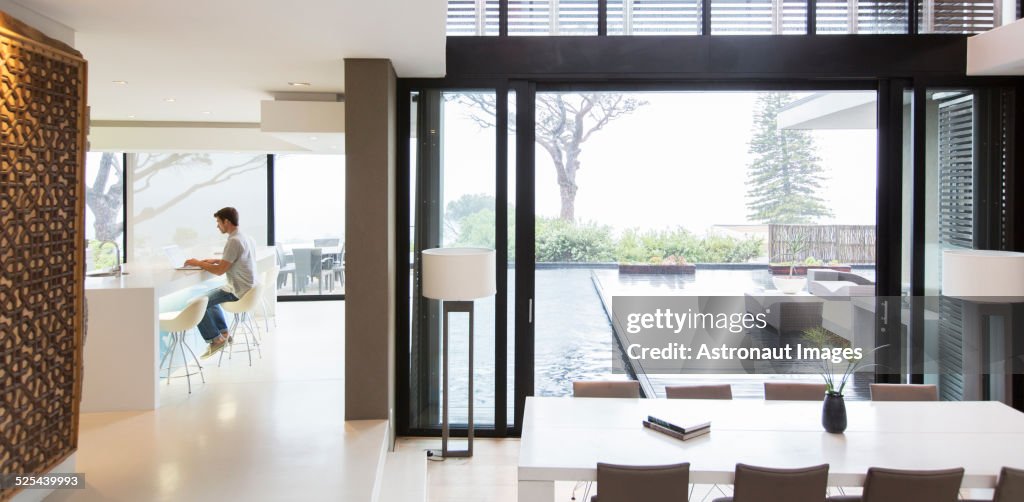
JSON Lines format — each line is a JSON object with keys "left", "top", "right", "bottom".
{"left": 5, "top": 0, "right": 447, "bottom": 123}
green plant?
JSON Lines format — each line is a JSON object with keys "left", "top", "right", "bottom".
{"left": 781, "top": 235, "right": 808, "bottom": 276}
{"left": 616, "top": 227, "right": 761, "bottom": 264}
{"left": 803, "top": 327, "right": 886, "bottom": 396}
{"left": 88, "top": 239, "right": 118, "bottom": 271}
{"left": 535, "top": 217, "right": 615, "bottom": 262}
{"left": 804, "top": 256, "right": 822, "bottom": 266}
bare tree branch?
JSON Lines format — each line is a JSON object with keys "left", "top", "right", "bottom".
{"left": 133, "top": 159, "right": 263, "bottom": 225}
{"left": 452, "top": 91, "right": 646, "bottom": 221}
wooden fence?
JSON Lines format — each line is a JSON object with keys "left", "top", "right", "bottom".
{"left": 769, "top": 225, "right": 876, "bottom": 264}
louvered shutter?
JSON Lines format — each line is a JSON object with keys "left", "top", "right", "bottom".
{"left": 937, "top": 94, "right": 974, "bottom": 402}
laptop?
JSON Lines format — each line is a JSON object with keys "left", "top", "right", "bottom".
{"left": 163, "top": 245, "right": 202, "bottom": 270}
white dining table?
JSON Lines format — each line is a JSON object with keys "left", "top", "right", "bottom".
{"left": 517, "top": 396, "right": 1024, "bottom": 501}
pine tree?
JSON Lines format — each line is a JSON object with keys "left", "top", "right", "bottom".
{"left": 746, "top": 92, "right": 833, "bottom": 224}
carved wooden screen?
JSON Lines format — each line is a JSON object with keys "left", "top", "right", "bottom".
{"left": 0, "top": 12, "right": 87, "bottom": 501}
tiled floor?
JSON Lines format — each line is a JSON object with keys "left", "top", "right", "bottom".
{"left": 47, "top": 301, "right": 382, "bottom": 502}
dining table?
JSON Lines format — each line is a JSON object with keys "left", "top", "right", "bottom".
{"left": 517, "top": 396, "right": 1024, "bottom": 501}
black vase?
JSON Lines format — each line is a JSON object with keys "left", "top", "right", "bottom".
{"left": 822, "top": 393, "right": 847, "bottom": 433}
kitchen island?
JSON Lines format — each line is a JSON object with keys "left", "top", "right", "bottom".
{"left": 82, "top": 247, "right": 274, "bottom": 412}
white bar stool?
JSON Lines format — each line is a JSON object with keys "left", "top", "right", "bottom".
{"left": 219, "top": 284, "right": 263, "bottom": 367}
{"left": 258, "top": 266, "right": 278, "bottom": 333}
{"left": 158, "top": 296, "right": 209, "bottom": 394}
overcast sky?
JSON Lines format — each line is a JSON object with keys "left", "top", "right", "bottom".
{"left": 442, "top": 91, "right": 877, "bottom": 235}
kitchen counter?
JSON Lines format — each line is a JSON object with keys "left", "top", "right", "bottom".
{"left": 82, "top": 247, "right": 275, "bottom": 412}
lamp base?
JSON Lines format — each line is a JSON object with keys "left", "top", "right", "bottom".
{"left": 439, "top": 300, "right": 474, "bottom": 458}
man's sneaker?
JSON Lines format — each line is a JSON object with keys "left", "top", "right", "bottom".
{"left": 201, "top": 341, "right": 226, "bottom": 359}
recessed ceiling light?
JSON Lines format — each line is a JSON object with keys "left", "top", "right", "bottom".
{"left": 112, "top": 80, "right": 128, "bottom": 85}
{"left": 309, "top": 136, "right": 318, "bottom": 141}
{"left": 164, "top": 98, "right": 176, "bottom": 103}
{"left": 202, "top": 111, "right": 211, "bottom": 115}
{"left": 288, "top": 82, "right": 311, "bottom": 87}
{"left": 127, "top": 115, "right": 136, "bottom": 119}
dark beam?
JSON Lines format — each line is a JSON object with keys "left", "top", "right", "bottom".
{"left": 447, "top": 35, "right": 969, "bottom": 80}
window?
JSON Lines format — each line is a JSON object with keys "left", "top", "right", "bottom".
{"left": 129, "top": 153, "right": 268, "bottom": 264}
{"left": 273, "top": 154, "right": 346, "bottom": 297}
{"left": 84, "top": 152, "right": 125, "bottom": 272}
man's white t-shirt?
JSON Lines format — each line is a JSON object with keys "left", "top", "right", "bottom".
{"left": 222, "top": 229, "right": 256, "bottom": 298}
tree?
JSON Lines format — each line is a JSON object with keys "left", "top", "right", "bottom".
{"left": 746, "top": 92, "right": 833, "bottom": 224}
{"left": 453, "top": 93, "right": 645, "bottom": 222}
{"left": 85, "top": 152, "right": 125, "bottom": 242}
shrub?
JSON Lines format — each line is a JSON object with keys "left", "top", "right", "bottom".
{"left": 616, "top": 227, "right": 762, "bottom": 264}
{"left": 535, "top": 217, "right": 615, "bottom": 262}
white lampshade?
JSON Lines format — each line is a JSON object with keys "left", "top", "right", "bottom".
{"left": 422, "top": 248, "right": 496, "bottom": 301}
{"left": 942, "top": 249, "right": 1024, "bottom": 301}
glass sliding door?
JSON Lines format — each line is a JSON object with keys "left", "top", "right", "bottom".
{"left": 531, "top": 89, "right": 879, "bottom": 399}
{"left": 405, "top": 88, "right": 515, "bottom": 436}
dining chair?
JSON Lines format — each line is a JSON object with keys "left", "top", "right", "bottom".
{"left": 869, "top": 383, "right": 938, "bottom": 401}
{"left": 666, "top": 384, "right": 733, "bottom": 400}
{"left": 592, "top": 462, "right": 690, "bottom": 502}
{"left": 763, "top": 382, "right": 826, "bottom": 401}
{"left": 571, "top": 380, "right": 642, "bottom": 500}
{"left": 828, "top": 467, "right": 964, "bottom": 502}
{"left": 274, "top": 243, "right": 295, "bottom": 290}
{"left": 293, "top": 248, "right": 329, "bottom": 294}
{"left": 573, "top": 380, "right": 641, "bottom": 398}
{"left": 712, "top": 463, "right": 829, "bottom": 502}
{"left": 313, "top": 238, "right": 340, "bottom": 247}
{"left": 964, "top": 467, "right": 1024, "bottom": 502}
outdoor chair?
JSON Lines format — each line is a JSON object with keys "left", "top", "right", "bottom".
{"left": 293, "top": 248, "right": 331, "bottom": 294}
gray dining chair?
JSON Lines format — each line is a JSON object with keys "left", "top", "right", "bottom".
{"left": 666, "top": 384, "right": 733, "bottom": 400}
{"left": 293, "top": 248, "right": 329, "bottom": 294}
{"left": 712, "top": 463, "right": 829, "bottom": 502}
{"left": 592, "top": 462, "right": 690, "bottom": 502}
{"left": 763, "top": 382, "right": 826, "bottom": 401}
{"left": 571, "top": 380, "right": 641, "bottom": 501}
{"left": 313, "top": 238, "right": 340, "bottom": 247}
{"left": 828, "top": 467, "right": 964, "bottom": 502}
{"left": 274, "top": 243, "right": 295, "bottom": 290}
{"left": 869, "top": 383, "right": 938, "bottom": 401}
{"left": 573, "top": 380, "right": 641, "bottom": 398}
{"left": 965, "top": 467, "right": 1024, "bottom": 502}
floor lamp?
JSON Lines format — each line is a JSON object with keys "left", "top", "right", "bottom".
{"left": 942, "top": 249, "right": 1024, "bottom": 402}
{"left": 422, "top": 247, "right": 496, "bottom": 458}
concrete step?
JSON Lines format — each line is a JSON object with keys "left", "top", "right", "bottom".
{"left": 377, "top": 442, "right": 428, "bottom": 502}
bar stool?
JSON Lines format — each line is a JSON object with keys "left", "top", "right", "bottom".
{"left": 219, "top": 284, "right": 263, "bottom": 367}
{"left": 258, "top": 266, "right": 278, "bottom": 333}
{"left": 158, "top": 296, "right": 209, "bottom": 394}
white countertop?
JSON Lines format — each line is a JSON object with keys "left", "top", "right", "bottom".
{"left": 85, "top": 264, "right": 224, "bottom": 296}
{"left": 85, "top": 247, "right": 273, "bottom": 297}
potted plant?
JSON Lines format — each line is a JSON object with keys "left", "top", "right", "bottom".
{"left": 804, "top": 328, "right": 886, "bottom": 433}
{"left": 618, "top": 254, "right": 696, "bottom": 275}
{"left": 771, "top": 237, "right": 807, "bottom": 294}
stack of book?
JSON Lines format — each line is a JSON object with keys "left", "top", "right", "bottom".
{"left": 643, "top": 415, "right": 711, "bottom": 441}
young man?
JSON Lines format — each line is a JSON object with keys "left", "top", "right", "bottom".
{"left": 185, "top": 207, "right": 257, "bottom": 357}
